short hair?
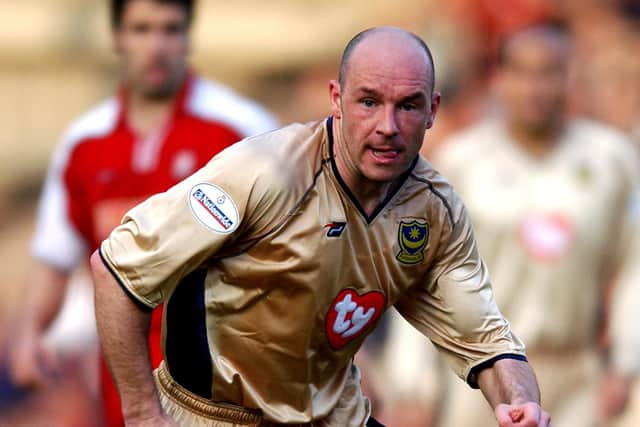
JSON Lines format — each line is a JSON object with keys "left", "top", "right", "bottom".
{"left": 496, "top": 20, "right": 570, "bottom": 66}
{"left": 111, "top": 0, "right": 195, "bottom": 29}
{"left": 338, "top": 28, "right": 436, "bottom": 93}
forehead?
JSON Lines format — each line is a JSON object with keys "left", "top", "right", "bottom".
{"left": 121, "top": 0, "right": 187, "bottom": 23}
{"left": 504, "top": 33, "right": 569, "bottom": 68}
{"left": 345, "top": 34, "right": 431, "bottom": 95}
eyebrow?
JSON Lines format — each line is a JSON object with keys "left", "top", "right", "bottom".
{"left": 356, "top": 87, "right": 382, "bottom": 97}
{"left": 356, "top": 87, "right": 426, "bottom": 102}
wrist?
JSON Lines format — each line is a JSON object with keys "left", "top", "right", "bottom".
{"left": 121, "top": 391, "right": 164, "bottom": 421}
{"left": 123, "top": 403, "right": 164, "bottom": 423}
{"left": 508, "top": 398, "right": 539, "bottom": 407}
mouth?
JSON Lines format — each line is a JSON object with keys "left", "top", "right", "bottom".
{"left": 370, "top": 148, "right": 401, "bottom": 163}
{"left": 144, "top": 62, "right": 171, "bottom": 84}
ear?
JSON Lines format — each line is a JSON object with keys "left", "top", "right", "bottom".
{"left": 185, "top": 30, "right": 192, "bottom": 56}
{"left": 112, "top": 30, "right": 123, "bottom": 55}
{"left": 426, "top": 91, "right": 441, "bottom": 129}
{"left": 489, "top": 67, "right": 504, "bottom": 98}
{"left": 329, "top": 80, "right": 342, "bottom": 119}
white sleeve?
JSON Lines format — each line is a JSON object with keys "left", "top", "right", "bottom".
{"left": 30, "top": 138, "right": 87, "bottom": 271}
{"left": 188, "top": 78, "right": 279, "bottom": 139}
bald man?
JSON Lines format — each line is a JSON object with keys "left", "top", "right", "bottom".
{"left": 430, "top": 23, "right": 640, "bottom": 427}
{"left": 91, "top": 27, "right": 550, "bottom": 426}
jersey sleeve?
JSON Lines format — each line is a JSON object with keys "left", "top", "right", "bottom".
{"left": 30, "top": 135, "right": 87, "bottom": 271}
{"left": 609, "top": 212, "right": 640, "bottom": 375}
{"left": 99, "top": 135, "right": 287, "bottom": 310}
{"left": 394, "top": 201, "right": 526, "bottom": 388}
{"left": 606, "top": 141, "right": 640, "bottom": 375}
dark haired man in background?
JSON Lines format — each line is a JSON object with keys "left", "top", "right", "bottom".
{"left": 7, "top": 0, "right": 277, "bottom": 425}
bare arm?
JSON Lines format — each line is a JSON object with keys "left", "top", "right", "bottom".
{"left": 8, "top": 263, "right": 69, "bottom": 387}
{"left": 90, "top": 250, "right": 172, "bottom": 425}
{"left": 478, "top": 358, "right": 551, "bottom": 427}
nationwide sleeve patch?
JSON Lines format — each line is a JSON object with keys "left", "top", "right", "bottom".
{"left": 188, "top": 183, "right": 239, "bottom": 234}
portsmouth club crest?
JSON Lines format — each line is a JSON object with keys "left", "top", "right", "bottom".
{"left": 396, "top": 220, "right": 429, "bottom": 264}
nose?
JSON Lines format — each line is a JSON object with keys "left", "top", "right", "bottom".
{"left": 376, "top": 105, "right": 399, "bottom": 137}
{"left": 152, "top": 32, "right": 165, "bottom": 52}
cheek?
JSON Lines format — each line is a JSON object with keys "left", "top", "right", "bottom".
{"left": 166, "top": 37, "right": 189, "bottom": 57}
{"left": 122, "top": 39, "right": 150, "bottom": 65}
{"left": 399, "top": 114, "right": 427, "bottom": 136}
{"left": 348, "top": 107, "right": 380, "bottom": 133}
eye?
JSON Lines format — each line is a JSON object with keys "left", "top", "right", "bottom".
{"left": 360, "top": 98, "right": 376, "bottom": 108}
{"left": 131, "top": 22, "right": 151, "bottom": 34}
{"left": 400, "top": 103, "right": 417, "bottom": 111}
{"left": 164, "top": 22, "right": 184, "bottom": 35}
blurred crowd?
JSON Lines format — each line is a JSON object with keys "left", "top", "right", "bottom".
{"left": 1, "top": 0, "right": 639, "bottom": 425}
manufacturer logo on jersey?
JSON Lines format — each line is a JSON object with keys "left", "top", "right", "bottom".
{"left": 519, "top": 213, "right": 573, "bottom": 262}
{"left": 326, "top": 289, "right": 385, "bottom": 350}
{"left": 324, "top": 222, "right": 346, "bottom": 237}
{"left": 188, "top": 183, "right": 239, "bottom": 234}
{"left": 396, "top": 220, "right": 429, "bottom": 264}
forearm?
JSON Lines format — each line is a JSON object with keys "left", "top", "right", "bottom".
{"left": 477, "top": 358, "right": 541, "bottom": 408}
{"left": 18, "top": 264, "right": 69, "bottom": 335}
{"left": 91, "top": 250, "right": 162, "bottom": 421}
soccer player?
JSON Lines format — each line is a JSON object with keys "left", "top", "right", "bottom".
{"left": 431, "top": 22, "right": 640, "bottom": 427}
{"left": 7, "top": 1, "right": 277, "bottom": 425}
{"left": 91, "top": 27, "right": 551, "bottom": 426}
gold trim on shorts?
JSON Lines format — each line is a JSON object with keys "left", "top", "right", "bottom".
{"left": 155, "top": 361, "right": 314, "bottom": 426}
{"left": 155, "top": 361, "right": 262, "bottom": 424}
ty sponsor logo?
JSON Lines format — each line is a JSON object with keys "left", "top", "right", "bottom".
{"left": 519, "top": 213, "right": 573, "bottom": 261}
{"left": 188, "top": 183, "right": 239, "bottom": 234}
{"left": 326, "top": 289, "right": 385, "bottom": 350}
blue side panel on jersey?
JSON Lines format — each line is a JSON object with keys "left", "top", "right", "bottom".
{"left": 165, "top": 268, "right": 212, "bottom": 398}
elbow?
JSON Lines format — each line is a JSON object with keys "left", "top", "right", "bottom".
{"left": 90, "top": 249, "right": 111, "bottom": 292}
{"left": 90, "top": 249, "right": 104, "bottom": 277}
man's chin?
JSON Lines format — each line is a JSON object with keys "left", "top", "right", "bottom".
{"left": 363, "top": 168, "right": 406, "bottom": 184}
{"left": 135, "top": 74, "right": 184, "bottom": 100}
{"left": 140, "top": 84, "right": 178, "bottom": 100}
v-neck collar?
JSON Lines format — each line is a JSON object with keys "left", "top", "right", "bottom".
{"left": 325, "top": 116, "right": 417, "bottom": 224}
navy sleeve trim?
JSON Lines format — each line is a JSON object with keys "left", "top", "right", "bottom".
{"left": 411, "top": 176, "right": 455, "bottom": 226}
{"left": 466, "top": 353, "right": 528, "bottom": 389}
{"left": 98, "top": 247, "right": 153, "bottom": 313}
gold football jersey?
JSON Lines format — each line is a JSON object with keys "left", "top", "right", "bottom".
{"left": 433, "top": 119, "right": 640, "bottom": 374}
{"left": 101, "top": 118, "right": 525, "bottom": 424}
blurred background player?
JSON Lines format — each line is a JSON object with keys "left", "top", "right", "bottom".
{"left": 6, "top": 0, "right": 277, "bottom": 425}
{"left": 428, "top": 22, "right": 640, "bottom": 427}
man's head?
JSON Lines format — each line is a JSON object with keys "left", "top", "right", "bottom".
{"left": 111, "top": 0, "right": 194, "bottom": 99}
{"left": 330, "top": 27, "right": 440, "bottom": 185}
{"left": 495, "top": 22, "right": 571, "bottom": 134}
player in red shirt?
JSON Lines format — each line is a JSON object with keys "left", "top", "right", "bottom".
{"left": 6, "top": 1, "right": 277, "bottom": 425}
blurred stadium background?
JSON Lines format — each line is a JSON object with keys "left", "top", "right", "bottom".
{"left": 0, "top": 0, "right": 638, "bottom": 425}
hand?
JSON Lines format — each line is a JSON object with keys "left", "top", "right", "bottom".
{"left": 599, "top": 372, "right": 632, "bottom": 419}
{"left": 8, "top": 332, "right": 59, "bottom": 389}
{"left": 126, "top": 412, "right": 177, "bottom": 427}
{"left": 494, "top": 402, "right": 551, "bottom": 427}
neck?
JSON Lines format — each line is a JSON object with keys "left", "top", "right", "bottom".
{"left": 126, "top": 88, "right": 179, "bottom": 138}
{"left": 332, "top": 118, "right": 399, "bottom": 217}
{"left": 507, "top": 119, "right": 564, "bottom": 158}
